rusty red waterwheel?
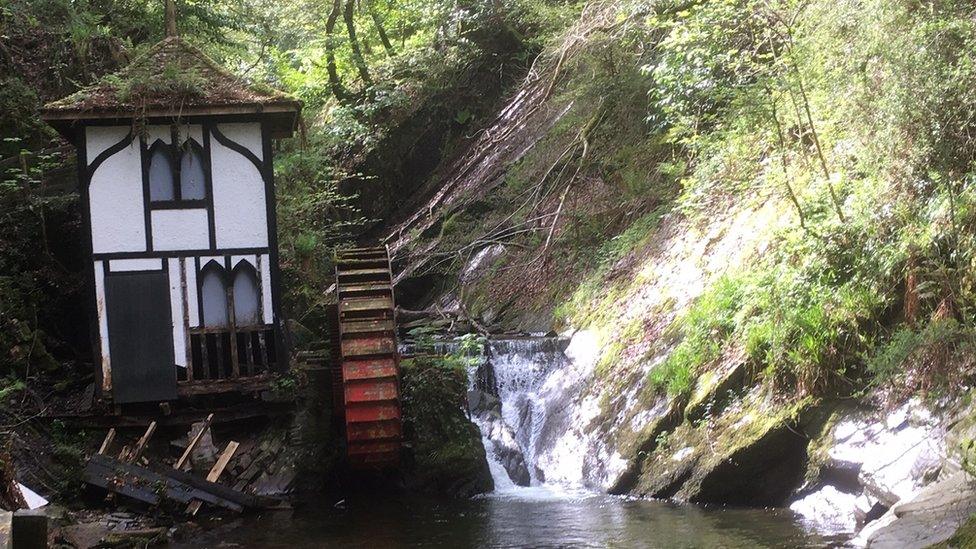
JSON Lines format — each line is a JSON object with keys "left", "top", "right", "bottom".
{"left": 334, "top": 246, "right": 402, "bottom": 467}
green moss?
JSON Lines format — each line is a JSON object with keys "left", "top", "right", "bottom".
{"left": 400, "top": 355, "right": 492, "bottom": 496}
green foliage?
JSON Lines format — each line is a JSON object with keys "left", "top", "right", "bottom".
{"left": 650, "top": 275, "right": 743, "bottom": 396}
{"left": 400, "top": 352, "right": 487, "bottom": 486}
{"left": 109, "top": 63, "right": 206, "bottom": 103}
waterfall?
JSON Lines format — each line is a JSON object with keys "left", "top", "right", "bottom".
{"left": 468, "top": 337, "right": 572, "bottom": 489}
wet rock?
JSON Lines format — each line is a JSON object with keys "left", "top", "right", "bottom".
{"left": 828, "top": 402, "right": 944, "bottom": 507}
{"left": 789, "top": 399, "right": 947, "bottom": 538}
{"left": 251, "top": 466, "right": 297, "bottom": 497}
{"left": 855, "top": 471, "right": 976, "bottom": 548}
{"left": 630, "top": 391, "right": 818, "bottom": 507}
{"left": 790, "top": 485, "right": 860, "bottom": 534}
{"left": 479, "top": 412, "right": 530, "bottom": 486}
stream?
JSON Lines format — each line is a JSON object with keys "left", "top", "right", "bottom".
{"left": 179, "top": 337, "right": 848, "bottom": 548}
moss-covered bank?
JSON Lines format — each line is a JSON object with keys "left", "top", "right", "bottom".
{"left": 400, "top": 356, "right": 492, "bottom": 498}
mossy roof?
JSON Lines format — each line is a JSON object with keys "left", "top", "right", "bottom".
{"left": 41, "top": 36, "right": 300, "bottom": 121}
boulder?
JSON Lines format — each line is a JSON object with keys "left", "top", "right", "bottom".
{"left": 855, "top": 471, "right": 976, "bottom": 548}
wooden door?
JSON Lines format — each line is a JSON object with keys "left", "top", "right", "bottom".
{"left": 105, "top": 270, "right": 177, "bottom": 403}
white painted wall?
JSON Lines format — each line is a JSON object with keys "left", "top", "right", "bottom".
{"left": 87, "top": 126, "right": 129, "bottom": 159}
{"left": 218, "top": 123, "right": 263, "bottom": 159}
{"left": 92, "top": 260, "right": 111, "bottom": 392}
{"left": 87, "top": 127, "right": 145, "bottom": 254}
{"left": 109, "top": 258, "right": 163, "bottom": 272}
{"left": 151, "top": 209, "right": 210, "bottom": 250}
{"left": 145, "top": 125, "right": 172, "bottom": 145}
{"left": 146, "top": 124, "right": 204, "bottom": 146}
{"left": 168, "top": 258, "right": 187, "bottom": 367}
{"left": 260, "top": 254, "right": 273, "bottom": 324}
{"left": 185, "top": 259, "right": 200, "bottom": 328}
{"left": 211, "top": 124, "right": 268, "bottom": 249}
{"left": 231, "top": 255, "right": 256, "bottom": 269}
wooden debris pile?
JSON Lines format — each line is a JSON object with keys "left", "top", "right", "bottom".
{"left": 83, "top": 414, "right": 279, "bottom": 515}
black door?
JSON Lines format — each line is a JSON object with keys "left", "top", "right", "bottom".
{"left": 105, "top": 270, "right": 177, "bottom": 403}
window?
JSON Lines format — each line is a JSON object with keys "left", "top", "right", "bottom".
{"left": 201, "top": 263, "right": 229, "bottom": 328}
{"left": 148, "top": 145, "right": 175, "bottom": 201}
{"left": 146, "top": 136, "right": 208, "bottom": 205}
{"left": 199, "top": 260, "right": 264, "bottom": 329}
{"left": 232, "top": 264, "right": 261, "bottom": 326}
{"left": 180, "top": 145, "right": 206, "bottom": 200}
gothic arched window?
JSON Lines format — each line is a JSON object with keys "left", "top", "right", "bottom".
{"left": 146, "top": 134, "right": 208, "bottom": 204}
{"left": 148, "top": 142, "right": 175, "bottom": 201}
{"left": 200, "top": 262, "right": 229, "bottom": 328}
{"left": 232, "top": 263, "right": 261, "bottom": 327}
{"left": 179, "top": 143, "right": 207, "bottom": 200}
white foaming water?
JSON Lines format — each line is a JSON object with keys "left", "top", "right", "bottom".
{"left": 469, "top": 337, "right": 590, "bottom": 498}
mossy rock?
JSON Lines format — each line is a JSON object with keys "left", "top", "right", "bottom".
{"left": 629, "top": 390, "right": 826, "bottom": 506}
{"left": 400, "top": 356, "right": 493, "bottom": 497}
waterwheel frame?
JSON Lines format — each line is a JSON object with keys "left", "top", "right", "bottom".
{"left": 333, "top": 246, "right": 402, "bottom": 467}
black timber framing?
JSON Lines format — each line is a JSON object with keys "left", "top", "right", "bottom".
{"left": 72, "top": 113, "right": 293, "bottom": 403}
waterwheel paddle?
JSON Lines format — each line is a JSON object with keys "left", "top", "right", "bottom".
{"left": 334, "top": 246, "right": 402, "bottom": 467}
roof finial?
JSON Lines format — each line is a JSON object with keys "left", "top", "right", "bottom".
{"left": 165, "top": 0, "right": 177, "bottom": 37}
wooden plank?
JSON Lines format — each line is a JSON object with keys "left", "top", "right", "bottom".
{"left": 257, "top": 331, "right": 269, "bottom": 372}
{"left": 200, "top": 334, "right": 210, "bottom": 380}
{"left": 341, "top": 337, "right": 396, "bottom": 357}
{"left": 126, "top": 421, "right": 156, "bottom": 464}
{"left": 339, "top": 296, "right": 394, "bottom": 313}
{"left": 180, "top": 257, "right": 193, "bottom": 382}
{"left": 174, "top": 413, "right": 214, "bottom": 471}
{"left": 243, "top": 332, "right": 254, "bottom": 377}
{"left": 339, "top": 319, "right": 395, "bottom": 334}
{"left": 176, "top": 375, "right": 271, "bottom": 397}
{"left": 214, "top": 334, "right": 225, "bottom": 379}
{"left": 84, "top": 455, "right": 244, "bottom": 512}
{"left": 186, "top": 441, "right": 239, "bottom": 515}
{"left": 343, "top": 358, "right": 397, "bottom": 380}
{"left": 98, "top": 428, "right": 116, "bottom": 455}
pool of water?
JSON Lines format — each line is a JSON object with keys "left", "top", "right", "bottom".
{"left": 176, "top": 485, "right": 847, "bottom": 548}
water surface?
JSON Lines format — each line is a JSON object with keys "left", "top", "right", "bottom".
{"left": 178, "top": 486, "right": 844, "bottom": 548}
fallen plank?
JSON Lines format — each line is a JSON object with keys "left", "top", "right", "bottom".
{"left": 84, "top": 454, "right": 243, "bottom": 512}
{"left": 97, "top": 428, "right": 115, "bottom": 455}
{"left": 186, "top": 441, "right": 239, "bottom": 516}
{"left": 126, "top": 421, "right": 156, "bottom": 464}
{"left": 85, "top": 454, "right": 276, "bottom": 513}
{"left": 174, "top": 413, "right": 214, "bottom": 471}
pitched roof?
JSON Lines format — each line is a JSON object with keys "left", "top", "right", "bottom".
{"left": 41, "top": 37, "right": 300, "bottom": 127}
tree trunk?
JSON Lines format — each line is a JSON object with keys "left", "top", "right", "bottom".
{"left": 165, "top": 0, "right": 177, "bottom": 37}
{"left": 371, "top": 11, "right": 396, "bottom": 56}
{"left": 344, "top": 0, "right": 372, "bottom": 85}
{"left": 325, "top": 0, "right": 349, "bottom": 102}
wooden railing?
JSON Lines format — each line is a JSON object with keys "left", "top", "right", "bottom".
{"left": 179, "top": 325, "right": 276, "bottom": 386}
